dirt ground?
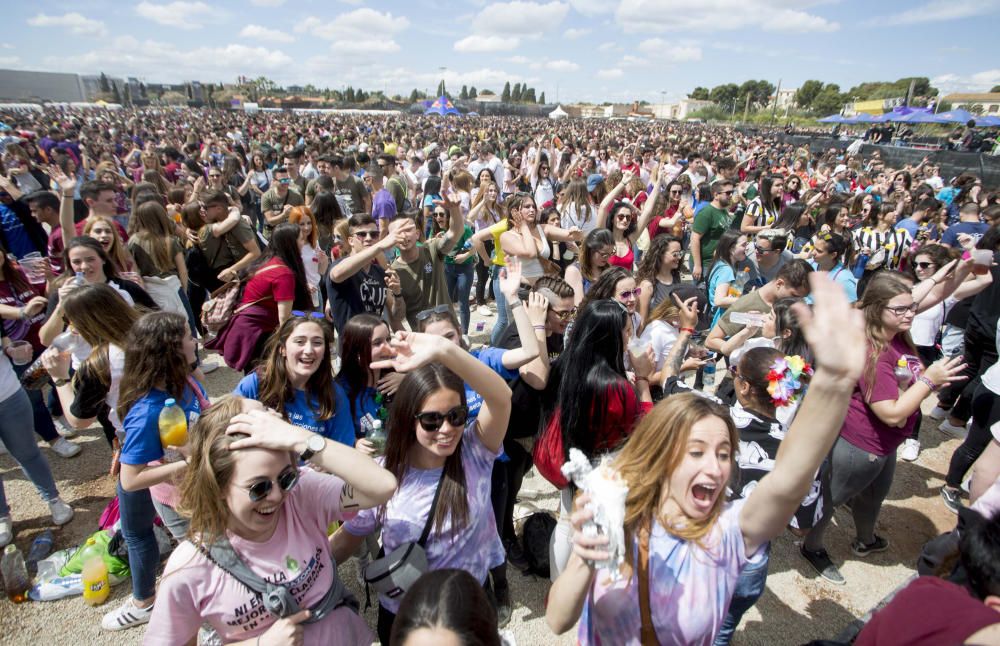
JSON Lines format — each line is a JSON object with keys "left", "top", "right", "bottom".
{"left": 0, "top": 332, "right": 965, "bottom": 645}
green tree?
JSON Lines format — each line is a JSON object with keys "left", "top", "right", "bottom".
{"left": 469, "top": 86, "right": 477, "bottom": 99}
{"left": 512, "top": 82, "right": 522, "bottom": 102}
{"left": 539, "top": 91, "right": 545, "bottom": 104}
{"left": 345, "top": 86, "right": 355, "bottom": 103}
{"left": 795, "top": 80, "right": 824, "bottom": 110}
{"left": 523, "top": 87, "right": 536, "bottom": 103}
{"left": 991, "top": 85, "right": 1000, "bottom": 93}
{"left": 709, "top": 83, "right": 740, "bottom": 112}
{"left": 739, "top": 80, "right": 775, "bottom": 109}
{"left": 481, "top": 88, "right": 495, "bottom": 96}
{"left": 409, "top": 89, "right": 420, "bottom": 103}
{"left": 460, "top": 85, "right": 468, "bottom": 100}
{"left": 501, "top": 82, "right": 511, "bottom": 102}
{"left": 811, "top": 83, "right": 845, "bottom": 115}
{"left": 689, "top": 87, "right": 710, "bottom": 100}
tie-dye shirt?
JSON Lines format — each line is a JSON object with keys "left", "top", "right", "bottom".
{"left": 343, "top": 421, "right": 505, "bottom": 613}
{"left": 580, "top": 499, "right": 761, "bottom": 646}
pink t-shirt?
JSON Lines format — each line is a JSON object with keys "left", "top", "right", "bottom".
{"left": 146, "top": 469, "right": 372, "bottom": 646}
{"left": 580, "top": 499, "right": 760, "bottom": 646}
{"left": 841, "top": 337, "right": 923, "bottom": 456}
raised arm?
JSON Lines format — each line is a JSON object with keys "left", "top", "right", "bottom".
{"left": 331, "top": 223, "right": 404, "bottom": 283}
{"left": 597, "top": 172, "right": 630, "bottom": 228}
{"left": 495, "top": 259, "right": 542, "bottom": 369}
{"left": 738, "top": 274, "right": 866, "bottom": 554}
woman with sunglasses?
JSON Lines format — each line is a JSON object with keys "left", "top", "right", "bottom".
{"left": 564, "top": 228, "right": 614, "bottom": 306}
{"left": 635, "top": 234, "right": 686, "bottom": 326}
{"left": 644, "top": 178, "right": 691, "bottom": 242}
{"left": 235, "top": 316, "right": 355, "bottom": 448}
{"left": 799, "top": 272, "right": 967, "bottom": 585}
{"left": 330, "top": 330, "right": 512, "bottom": 644}
{"left": 145, "top": 395, "right": 396, "bottom": 645}
{"left": 578, "top": 266, "right": 643, "bottom": 337}
{"left": 596, "top": 169, "right": 658, "bottom": 271}
{"left": 429, "top": 203, "right": 476, "bottom": 334}
{"left": 99, "top": 311, "right": 205, "bottom": 631}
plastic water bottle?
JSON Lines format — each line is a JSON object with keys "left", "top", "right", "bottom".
{"left": 158, "top": 398, "right": 188, "bottom": 448}
{"left": 703, "top": 361, "right": 717, "bottom": 388}
{"left": 72, "top": 271, "right": 86, "bottom": 287}
{"left": 26, "top": 530, "right": 54, "bottom": 576}
{"left": 853, "top": 251, "right": 869, "bottom": 279}
{"left": 894, "top": 358, "right": 913, "bottom": 388}
{"left": 729, "top": 267, "right": 751, "bottom": 297}
{"left": 366, "top": 419, "right": 387, "bottom": 458}
{"left": 80, "top": 538, "right": 109, "bottom": 606}
{"left": 20, "top": 330, "right": 81, "bottom": 390}
{"left": 2, "top": 544, "right": 31, "bottom": 603}
{"left": 29, "top": 574, "right": 83, "bottom": 601}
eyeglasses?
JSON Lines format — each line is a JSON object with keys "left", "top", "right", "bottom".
{"left": 433, "top": 211, "right": 447, "bottom": 217}
{"left": 667, "top": 251, "right": 684, "bottom": 258}
{"left": 291, "top": 310, "right": 325, "bottom": 319}
{"left": 415, "top": 304, "right": 452, "bottom": 321}
{"left": 551, "top": 307, "right": 577, "bottom": 321}
{"left": 885, "top": 303, "right": 918, "bottom": 316}
{"left": 615, "top": 212, "right": 632, "bottom": 221}
{"left": 244, "top": 467, "right": 299, "bottom": 503}
{"left": 753, "top": 243, "right": 775, "bottom": 254}
{"left": 914, "top": 261, "right": 936, "bottom": 270}
{"left": 618, "top": 288, "right": 641, "bottom": 300}
{"left": 352, "top": 230, "right": 379, "bottom": 239}
{"left": 595, "top": 250, "right": 613, "bottom": 259}
{"left": 414, "top": 405, "right": 469, "bottom": 432}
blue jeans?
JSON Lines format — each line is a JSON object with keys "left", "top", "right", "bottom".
{"left": 117, "top": 481, "right": 160, "bottom": 601}
{"left": 12, "top": 349, "right": 58, "bottom": 442}
{"left": 490, "top": 264, "right": 509, "bottom": 345}
{"left": 445, "top": 262, "right": 475, "bottom": 334}
{"left": 713, "top": 546, "right": 771, "bottom": 645}
{"left": 0, "top": 389, "right": 60, "bottom": 516}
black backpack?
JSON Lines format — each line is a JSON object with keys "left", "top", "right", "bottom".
{"left": 521, "top": 512, "right": 557, "bottom": 577}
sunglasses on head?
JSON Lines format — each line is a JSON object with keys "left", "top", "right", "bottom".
{"left": 291, "top": 310, "right": 325, "bottom": 319}
{"left": 245, "top": 466, "right": 299, "bottom": 502}
{"left": 415, "top": 304, "right": 452, "bottom": 321}
{"left": 415, "top": 405, "right": 469, "bottom": 432}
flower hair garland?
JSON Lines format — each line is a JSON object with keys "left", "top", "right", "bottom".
{"left": 766, "top": 355, "right": 813, "bottom": 407}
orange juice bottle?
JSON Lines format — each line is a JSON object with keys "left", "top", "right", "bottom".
{"left": 158, "top": 398, "right": 188, "bottom": 448}
{"left": 80, "top": 538, "right": 109, "bottom": 606}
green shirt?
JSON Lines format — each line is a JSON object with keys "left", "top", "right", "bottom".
{"left": 444, "top": 225, "right": 475, "bottom": 266}
{"left": 391, "top": 237, "right": 454, "bottom": 329}
{"left": 692, "top": 204, "right": 734, "bottom": 266}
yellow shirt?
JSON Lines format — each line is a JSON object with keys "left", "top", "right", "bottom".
{"left": 487, "top": 220, "right": 509, "bottom": 266}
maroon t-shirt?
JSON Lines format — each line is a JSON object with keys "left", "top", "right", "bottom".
{"left": 841, "top": 337, "right": 923, "bottom": 456}
{"left": 856, "top": 577, "right": 999, "bottom": 646}
{"left": 0, "top": 274, "right": 46, "bottom": 352}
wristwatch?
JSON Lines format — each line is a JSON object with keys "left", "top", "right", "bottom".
{"left": 299, "top": 433, "right": 326, "bottom": 461}
{"left": 53, "top": 377, "right": 71, "bottom": 387}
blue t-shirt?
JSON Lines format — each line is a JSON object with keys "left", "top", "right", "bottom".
{"left": 120, "top": 382, "right": 206, "bottom": 466}
{"left": 235, "top": 373, "right": 355, "bottom": 447}
{"left": 465, "top": 347, "right": 519, "bottom": 419}
{"left": 896, "top": 217, "right": 920, "bottom": 239}
{"left": 941, "top": 221, "right": 989, "bottom": 248}
{"left": 708, "top": 262, "right": 736, "bottom": 328}
{"left": 335, "top": 376, "right": 383, "bottom": 439}
{"left": 0, "top": 203, "right": 36, "bottom": 259}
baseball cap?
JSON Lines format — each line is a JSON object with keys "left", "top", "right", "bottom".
{"left": 834, "top": 164, "right": 847, "bottom": 174}
{"left": 587, "top": 174, "right": 604, "bottom": 192}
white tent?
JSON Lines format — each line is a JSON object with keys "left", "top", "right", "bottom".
{"left": 548, "top": 105, "right": 568, "bottom": 120}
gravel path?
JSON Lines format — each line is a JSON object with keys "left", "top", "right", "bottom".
{"left": 0, "top": 312, "right": 964, "bottom": 644}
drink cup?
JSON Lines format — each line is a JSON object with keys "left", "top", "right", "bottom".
{"left": 971, "top": 250, "right": 992, "bottom": 276}
{"left": 7, "top": 341, "right": 33, "bottom": 366}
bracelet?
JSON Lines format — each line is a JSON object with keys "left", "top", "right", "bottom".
{"left": 18, "top": 306, "right": 27, "bottom": 320}
{"left": 918, "top": 376, "right": 939, "bottom": 391}
{"left": 509, "top": 300, "right": 523, "bottom": 310}
{"left": 679, "top": 327, "right": 695, "bottom": 335}
{"left": 532, "top": 324, "right": 546, "bottom": 330}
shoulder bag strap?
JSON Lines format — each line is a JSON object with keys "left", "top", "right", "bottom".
{"left": 418, "top": 468, "right": 449, "bottom": 547}
{"left": 186, "top": 376, "right": 211, "bottom": 412}
{"left": 637, "top": 525, "right": 660, "bottom": 646}
{"left": 231, "top": 263, "right": 283, "bottom": 315}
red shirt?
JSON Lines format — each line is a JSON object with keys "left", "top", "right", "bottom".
{"left": 240, "top": 258, "right": 295, "bottom": 328}
{"left": 0, "top": 274, "right": 46, "bottom": 352}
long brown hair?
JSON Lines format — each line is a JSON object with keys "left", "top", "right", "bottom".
{"left": 256, "top": 317, "right": 337, "bottom": 422}
{"left": 129, "top": 202, "right": 176, "bottom": 275}
{"left": 117, "top": 312, "right": 191, "bottom": 422}
{"left": 382, "top": 364, "right": 469, "bottom": 538}
{"left": 339, "top": 314, "right": 389, "bottom": 422}
{"left": 62, "top": 283, "right": 142, "bottom": 388}
{"left": 83, "top": 217, "right": 134, "bottom": 275}
{"left": 614, "top": 394, "right": 737, "bottom": 567}
{"left": 857, "top": 271, "right": 917, "bottom": 399}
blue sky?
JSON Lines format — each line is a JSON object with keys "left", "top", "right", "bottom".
{"left": 4, "top": 0, "right": 1000, "bottom": 103}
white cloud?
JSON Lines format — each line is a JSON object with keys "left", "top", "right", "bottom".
{"left": 135, "top": 2, "right": 215, "bottom": 29}
{"left": 598, "top": 41, "right": 619, "bottom": 52}
{"left": 637, "top": 38, "right": 702, "bottom": 62}
{"left": 615, "top": 0, "right": 838, "bottom": 33}
{"left": 454, "top": 35, "right": 519, "bottom": 52}
{"left": 545, "top": 59, "right": 580, "bottom": 72}
{"left": 505, "top": 55, "right": 530, "bottom": 64}
{"left": 932, "top": 69, "right": 1000, "bottom": 95}
{"left": 331, "top": 39, "right": 400, "bottom": 55}
{"left": 597, "top": 68, "right": 623, "bottom": 79}
{"left": 297, "top": 9, "right": 409, "bottom": 41}
{"left": 879, "top": 0, "right": 999, "bottom": 26}
{"left": 563, "top": 27, "right": 591, "bottom": 39}
{"left": 27, "top": 12, "right": 108, "bottom": 37}
{"left": 567, "top": 0, "right": 613, "bottom": 16}
{"left": 468, "top": 1, "right": 569, "bottom": 37}
{"left": 249, "top": 0, "right": 286, "bottom": 5}
{"left": 0, "top": 56, "right": 21, "bottom": 66}
{"left": 239, "top": 25, "right": 294, "bottom": 43}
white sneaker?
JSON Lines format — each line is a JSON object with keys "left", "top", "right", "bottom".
{"left": 53, "top": 416, "right": 77, "bottom": 438}
{"left": 928, "top": 405, "right": 950, "bottom": 420}
{"left": 200, "top": 360, "right": 220, "bottom": 374}
{"left": 900, "top": 439, "right": 920, "bottom": 462}
{"left": 49, "top": 498, "right": 74, "bottom": 526}
{"left": 49, "top": 437, "right": 81, "bottom": 458}
{"left": 477, "top": 305, "right": 493, "bottom": 316}
{"left": 938, "top": 419, "right": 969, "bottom": 439}
{"left": 101, "top": 597, "right": 154, "bottom": 631}
{"left": 0, "top": 515, "right": 11, "bottom": 547}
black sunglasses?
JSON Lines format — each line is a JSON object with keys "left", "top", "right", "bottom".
{"left": 416, "top": 304, "right": 452, "bottom": 321}
{"left": 914, "top": 261, "right": 936, "bottom": 270}
{"left": 414, "top": 405, "right": 469, "bottom": 432}
{"left": 353, "top": 230, "right": 379, "bottom": 239}
{"left": 245, "top": 467, "right": 299, "bottom": 502}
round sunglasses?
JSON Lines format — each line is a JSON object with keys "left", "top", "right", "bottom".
{"left": 244, "top": 466, "right": 299, "bottom": 502}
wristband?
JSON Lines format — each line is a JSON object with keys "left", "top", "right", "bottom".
{"left": 635, "top": 376, "right": 649, "bottom": 383}
{"left": 18, "top": 306, "right": 27, "bottom": 320}
{"left": 679, "top": 327, "right": 695, "bottom": 335}
{"left": 509, "top": 300, "right": 523, "bottom": 309}
{"left": 918, "top": 376, "right": 939, "bottom": 391}
{"left": 532, "top": 324, "right": 546, "bottom": 330}
{"left": 53, "top": 377, "right": 71, "bottom": 387}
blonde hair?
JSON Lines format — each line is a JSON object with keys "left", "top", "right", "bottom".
{"left": 83, "top": 216, "right": 134, "bottom": 274}
{"left": 614, "top": 394, "right": 737, "bottom": 567}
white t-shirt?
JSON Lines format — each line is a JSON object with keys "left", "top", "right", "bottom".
{"left": 910, "top": 297, "right": 956, "bottom": 347}
{"left": 300, "top": 242, "right": 322, "bottom": 307}
{"left": 638, "top": 320, "right": 679, "bottom": 371}
{"left": 147, "top": 469, "right": 372, "bottom": 646}
{"left": 560, "top": 202, "right": 599, "bottom": 235}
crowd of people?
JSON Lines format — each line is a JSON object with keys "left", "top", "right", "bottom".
{"left": 0, "top": 105, "right": 999, "bottom": 644}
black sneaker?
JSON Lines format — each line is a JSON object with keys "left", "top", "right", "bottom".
{"left": 941, "top": 487, "right": 963, "bottom": 514}
{"left": 851, "top": 535, "right": 889, "bottom": 558}
{"left": 494, "top": 581, "right": 512, "bottom": 628}
{"left": 506, "top": 540, "right": 529, "bottom": 572}
{"left": 800, "top": 545, "right": 845, "bottom": 585}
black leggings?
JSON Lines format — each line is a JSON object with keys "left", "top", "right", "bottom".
{"left": 491, "top": 439, "right": 533, "bottom": 543}
{"left": 475, "top": 241, "right": 494, "bottom": 306}
{"left": 945, "top": 384, "right": 1000, "bottom": 488}
{"left": 937, "top": 327, "right": 998, "bottom": 422}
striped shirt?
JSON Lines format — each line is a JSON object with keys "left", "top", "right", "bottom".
{"left": 852, "top": 226, "right": 913, "bottom": 271}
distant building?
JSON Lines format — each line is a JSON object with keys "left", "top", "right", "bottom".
{"left": 651, "top": 99, "right": 715, "bottom": 120}
{"left": 773, "top": 88, "right": 797, "bottom": 109}
{"left": 942, "top": 93, "right": 1000, "bottom": 114}
{"left": 0, "top": 69, "right": 88, "bottom": 102}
